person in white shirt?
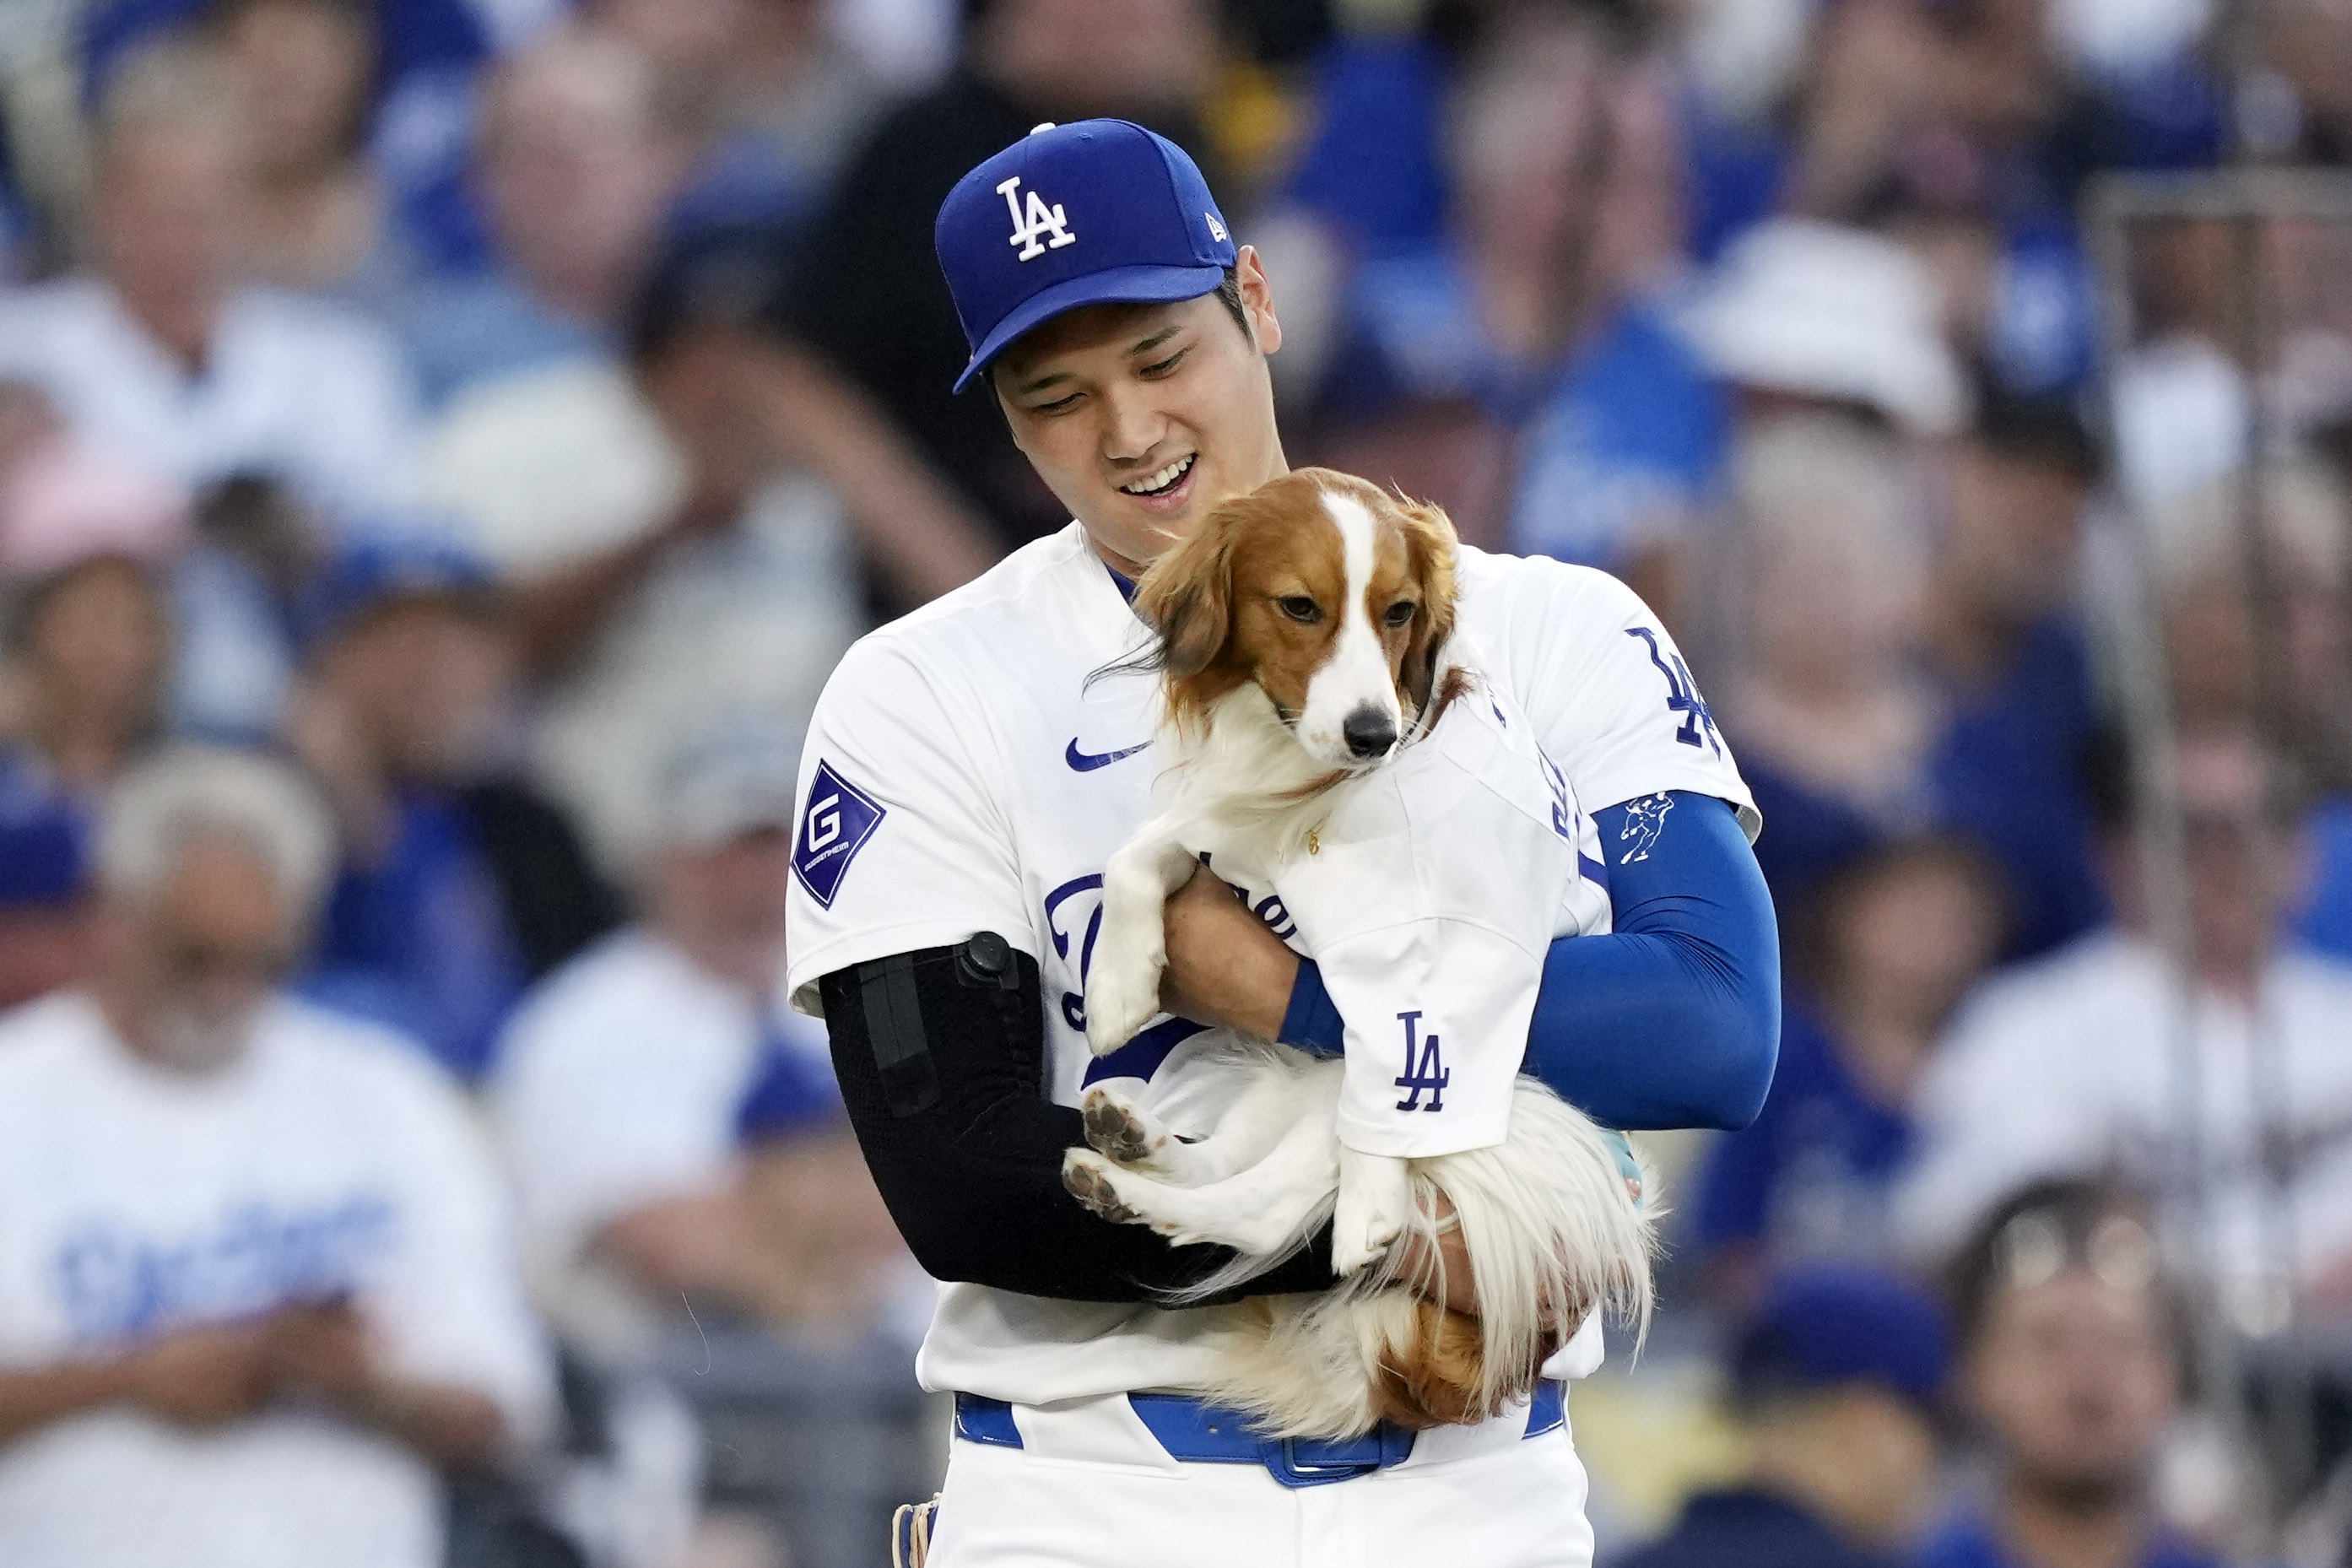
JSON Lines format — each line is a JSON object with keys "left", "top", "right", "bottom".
{"left": 495, "top": 724, "right": 919, "bottom": 1568}
{"left": 495, "top": 724, "right": 905, "bottom": 1363}
{"left": 0, "top": 746, "right": 553, "bottom": 1568}
{"left": 1895, "top": 726, "right": 2352, "bottom": 1315}
{"left": 0, "top": 43, "right": 418, "bottom": 530}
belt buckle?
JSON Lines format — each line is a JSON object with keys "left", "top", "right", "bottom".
{"left": 1266, "top": 1423, "right": 1410, "bottom": 1488}
{"left": 1271, "top": 1436, "right": 1381, "bottom": 1487}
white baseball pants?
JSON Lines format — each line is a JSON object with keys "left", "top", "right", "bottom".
{"left": 922, "top": 1395, "right": 1594, "bottom": 1568}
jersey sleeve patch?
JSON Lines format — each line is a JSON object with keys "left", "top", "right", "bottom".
{"left": 792, "top": 760, "right": 887, "bottom": 909}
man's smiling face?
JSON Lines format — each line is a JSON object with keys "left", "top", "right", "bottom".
{"left": 992, "top": 246, "right": 1286, "bottom": 573}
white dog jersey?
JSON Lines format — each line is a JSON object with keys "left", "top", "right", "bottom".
{"left": 1178, "top": 641, "right": 1614, "bottom": 1164}
{"left": 786, "top": 520, "right": 1755, "bottom": 1408}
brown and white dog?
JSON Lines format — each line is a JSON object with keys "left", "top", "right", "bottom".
{"left": 1064, "top": 467, "right": 1654, "bottom": 1438}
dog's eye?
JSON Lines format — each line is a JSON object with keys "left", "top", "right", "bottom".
{"left": 1384, "top": 600, "right": 1417, "bottom": 628}
{"left": 1277, "top": 596, "right": 1322, "bottom": 624}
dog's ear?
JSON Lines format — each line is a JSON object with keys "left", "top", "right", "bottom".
{"left": 1133, "top": 503, "right": 1243, "bottom": 680}
{"left": 1396, "top": 499, "right": 1460, "bottom": 711}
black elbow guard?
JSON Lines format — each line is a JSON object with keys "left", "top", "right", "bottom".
{"left": 816, "top": 936, "right": 1066, "bottom": 1268}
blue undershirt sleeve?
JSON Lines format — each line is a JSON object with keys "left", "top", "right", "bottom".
{"left": 1277, "top": 791, "right": 1780, "bottom": 1131}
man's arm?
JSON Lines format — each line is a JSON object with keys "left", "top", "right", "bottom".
{"left": 819, "top": 941, "right": 1342, "bottom": 1301}
{"left": 0, "top": 1322, "right": 270, "bottom": 1446}
{"left": 1165, "top": 792, "right": 1781, "bottom": 1132}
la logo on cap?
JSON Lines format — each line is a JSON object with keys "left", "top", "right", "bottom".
{"left": 997, "top": 174, "right": 1075, "bottom": 261}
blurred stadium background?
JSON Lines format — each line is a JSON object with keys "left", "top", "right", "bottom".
{"left": 2, "top": 0, "right": 2351, "bottom": 1564}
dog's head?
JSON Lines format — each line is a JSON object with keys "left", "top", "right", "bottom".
{"left": 1131, "top": 467, "right": 1459, "bottom": 769}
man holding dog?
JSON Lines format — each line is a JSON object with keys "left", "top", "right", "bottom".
{"left": 785, "top": 120, "right": 1779, "bottom": 1565}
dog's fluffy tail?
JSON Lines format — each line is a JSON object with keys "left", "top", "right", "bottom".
{"left": 1402, "top": 1079, "right": 1659, "bottom": 1418}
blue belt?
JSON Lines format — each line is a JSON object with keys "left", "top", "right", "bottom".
{"left": 951, "top": 1381, "right": 1565, "bottom": 1490}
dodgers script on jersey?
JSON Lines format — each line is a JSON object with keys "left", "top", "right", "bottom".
{"left": 785, "top": 522, "right": 1755, "bottom": 1409}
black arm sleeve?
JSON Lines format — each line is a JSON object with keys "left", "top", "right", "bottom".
{"left": 819, "top": 938, "right": 1340, "bottom": 1303}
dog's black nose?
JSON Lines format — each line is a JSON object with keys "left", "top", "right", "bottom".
{"left": 1343, "top": 706, "right": 1398, "bottom": 760}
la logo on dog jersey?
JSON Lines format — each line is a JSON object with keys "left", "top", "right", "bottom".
{"left": 792, "top": 760, "right": 885, "bottom": 909}
{"left": 1393, "top": 1010, "right": 1449, "bottom": 1112}
{"left": 996, "top": 176, "right": 1076, "bottom": 260}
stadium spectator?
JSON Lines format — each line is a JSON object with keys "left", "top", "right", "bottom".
{"left": 590, "top": 0, "right": 882, "bottom": 238}
{"left": 494, "top": 723, "right": 910, "bottom": 1566}
{"left": 0, "top": 41, "right": 419, "bottom": 530}
{"left": 398, "top": 24, "right": 682, "bottom": 408}
{"left": 1713, "top": 413, "right": 1938, "bottom": 912}
{"left": 1895, "top": 727, "right": 2352, "bottom": 1311}
{"left": 773, "top": 0, "right": 1223, "bottom": 581}
{"left": 0, "top": 549, "right": 167, "bottom": 1008}
{"left": 1695, "top": 836, "right": 2007, "bottom": 1306}
{"left": 502, "top": 230, "right": 867, "bottom": 867}
{"left": 0, "top": 746, "right": 553, "bottom": 1568}
{"left": 210, "top": 0, "right": 404, "bottom": 300}
{"left": 288, "top": 538, "right": 619, "bottom": 1080}
{"left": 2146, "top": 462, "right": 2352, "bottom": 962}
{"left": 2152, "top": 462, "right": 2350, "bottom": 764}
{"left": 494, "top": 722, "right": 881, "bottom": 1359}
{"left": 0, "top": 554, "right": 171, "bottom": 798}
{"left": 0, "top": 551, "right": 171, "bottom": 998}
{"left": 1610, "top": 1265, "right": 1948, "bottom": 1568}
{"left": 1302, "top": 7, "right": 1721, "bottom": 624}
{"left": 1919, "top": 389, "right": 2107, "bottom": 959}
{"left": 1920, "top": 1180, "right": 2223, "bottom": 1568}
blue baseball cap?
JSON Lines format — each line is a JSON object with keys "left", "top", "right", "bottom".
{"left": 1733, "top": 1264, "right": 1949, "bottom": 1408}
{"left": 936, "top": 119, "right": 1237, "bottom": 393}
{"left": 299, "top": 534, "right": 495, "bottom": 646}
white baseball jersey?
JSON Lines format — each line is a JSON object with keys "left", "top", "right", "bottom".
{"left": 785, "top": 520, "right": 1755, "bottom": 1408}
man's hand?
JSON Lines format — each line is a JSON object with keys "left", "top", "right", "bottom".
{"left": 262, "top": 1298, "right": 507, "bottom": 1470}
{"left": 264, "top": 1299, "right": 378, "bottom": 1410}
{"left": 1158, "top": 866, "right": 1300, "bottom": 1041}
{"left": 122, "top": 1322, "right": 272, "bottom": 1427}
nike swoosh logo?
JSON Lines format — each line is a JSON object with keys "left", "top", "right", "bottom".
{"left": 1066, "top": 738, "right": 1151, "bottom": 771}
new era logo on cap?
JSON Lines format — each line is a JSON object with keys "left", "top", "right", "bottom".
{"left": 936, "top": 119, "right": 1237, "bottom": 392}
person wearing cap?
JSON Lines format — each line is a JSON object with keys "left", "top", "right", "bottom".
{"left": 490, "top": 723, "right": 912, "bottom": 1565}
{"left": 286, "top": 536, "right": 619, "bottom": 1081}
{"left": 494, "top": 722, "right": 896, "bottom": 1360}
{"left": 1612, "top": 1264, "right": 1949, "bottom": 1568}
{"left": 1919, "top": 1180, "right": 2221, "bottom": 1568}
{"left": 784, "top": 117, "right": 1781, "bottom": 1565}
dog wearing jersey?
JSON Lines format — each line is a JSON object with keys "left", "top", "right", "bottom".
{"left": 1065, "top": 467, "right": 1655, "bottom": 1439}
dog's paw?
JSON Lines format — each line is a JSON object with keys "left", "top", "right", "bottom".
{"left": 1332, "top": 1151, "right": 1413, "bottom": 1276}
{"left": 1081, "top": 1087, "right": 1173, "bottom": 1169}
{"left": 1331, "top": 1204, "right": 1405, "bottom": 1277}
{"left": 1061, "top": 1149, "right": 1143, "bottom": 1224}
{"left": 1083, "top": 946, "right": 1165, "bottom": 1056}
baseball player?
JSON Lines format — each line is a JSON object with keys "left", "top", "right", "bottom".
{"left": 785, "top": 121, "right": 1779, "bottom": 1567}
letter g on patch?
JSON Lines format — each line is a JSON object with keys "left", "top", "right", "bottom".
{"left": 792, "top": 760, "right": 886, "bottom": 908}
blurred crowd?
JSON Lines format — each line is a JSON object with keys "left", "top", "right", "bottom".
{"left": 1, "top": 0, "right": 2350, "bottom": 1565}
